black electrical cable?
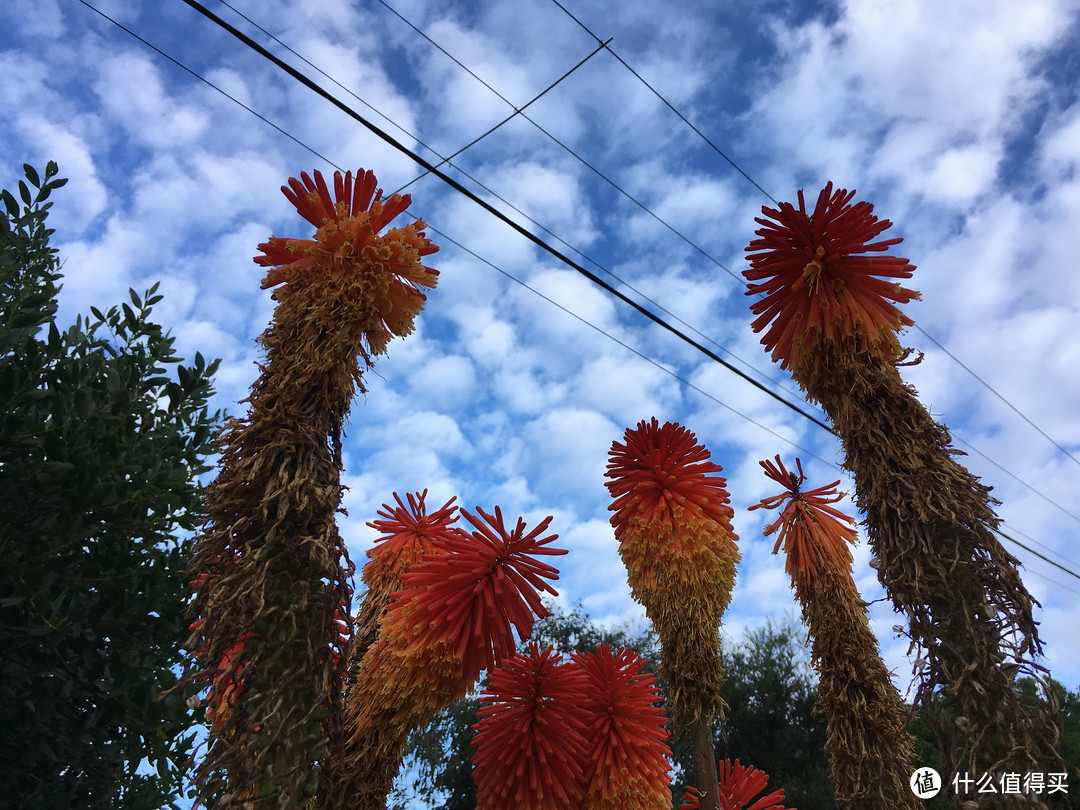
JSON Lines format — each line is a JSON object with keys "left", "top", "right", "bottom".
{"left": 175, "top": 0, "right": 837, "bottom": 436}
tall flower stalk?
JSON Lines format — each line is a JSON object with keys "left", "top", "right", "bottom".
{"left": 183, "top": 168, "right": 438, "bottom": 806}
{"left": 606, "top": 418, "right": 740, "bottom": 810}
{"left": 751, "top": 456, "right": 917, "bottom": 810}
{"left": 336, "top": 506, "right": 566, "bottom": 810}
{"left": 744, "top": 183, "right": 1061, "bottom": 795}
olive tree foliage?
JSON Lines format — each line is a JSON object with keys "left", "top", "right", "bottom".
{"left": 0, "top": 162, "right": 225, "bottom": 809}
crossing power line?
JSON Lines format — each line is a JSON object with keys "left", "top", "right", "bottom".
{"left": 72, "top": 0, "right": 1080, "bottom": 586}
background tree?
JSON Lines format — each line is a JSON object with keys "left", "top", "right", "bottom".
{"left": 0, "top": 162, "right": 224, "bottom": 809}
{"left": 716, "top": 618, "right": 833, "bottom": 810}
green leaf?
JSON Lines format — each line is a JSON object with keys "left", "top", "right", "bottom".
{"left": 19, "top": 180, "right": 32, "bottom": 207}
{"left": 2, "top": 189, "right": 19, "bottom": 218}
{"left": 24, "top": 163, "right": 41, "bottom": 188}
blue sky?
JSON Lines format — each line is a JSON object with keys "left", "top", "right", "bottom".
{"left": 3, "top": 0, "right": 1080, "bottom": 779}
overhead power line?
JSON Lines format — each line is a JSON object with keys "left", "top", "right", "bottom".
{"left": 374, "top": 0, "right": 748, "bottom": 288}
{"left": 544, "top": 0, "right": 1080, "bottom": 478}
{"left": 547, "top": 0, "right": 780, "bottom": 206}
{"left": 174, "top": 0, "right": 836, "bottom": 435}
{"left": 996, "top": 528, "right": 1080, "bottom": 584}
{"left": 73, "top": 0, "right": 1080, "bottom": 581}
{"left": 219, "top": 0, "right": 809, "bottom": 419}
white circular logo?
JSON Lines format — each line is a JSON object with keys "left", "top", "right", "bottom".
{"left": 910, "top": 767, "right": 942, "bottom": 798}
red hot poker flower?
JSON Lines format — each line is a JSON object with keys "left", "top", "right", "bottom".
{"left": 382, "top": 506, "right": 567, "bottom": 684}
{"left": 363, "top": 490, "right": 459, "bottom": 592}
{"left": 472, "top": 643, "right": 590, "bottom": 810}
{"left": 607, "top": 417, "right": 738, "bottom": 549}
{"left": 254, "top": 168, "right": 439, "bottom": 356}
{"left": 680, "top": 759, "right": 791, "bottom": 810}
{"left": 743, "top": 182, "right": 919, "bottom": 376}
{"left": 573, "top": 645, "right": 672, "bottom": 809}
{"left": 750, "top": 455, "right": 857, "bottom": 592}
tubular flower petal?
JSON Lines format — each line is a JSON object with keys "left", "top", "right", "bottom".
{"left": 253, "top": 168, "right": 439, "bottom": 357}
{"left": 743, "top": 182, "right": 919, "bottom": 376}
{"left": 680, "top": 759, "right": 792, "bottom": 810}
{"left": 201, "top": 632, "right": 256, "bottom": 733}
{"left": 573, "top": 645, "right": 672, "bottom": 810}
{"left": 381, "top": 506, "right": 567, "bottom": 685}
{"left": 749, "top": 455, "right": 857, "bottom": 592}
{"left": 472, "top": 643, "right": 591, "bottom": 810}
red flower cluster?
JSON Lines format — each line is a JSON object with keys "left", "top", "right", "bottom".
{"left": 381, "top": 506, "right": 567, "bottom": 684}
{"left": 750, "top": 455, "right": 857, "bottom": 591}
{"left": 573, "top": 645, "right": 672, "bottom": 807}
{"left": 607, "top": 417, "right": 735, "bottom": 537}
{"left": 473, "top": 644, "right": 671, "bottom": 810}
{"left": 473, "top": 644, "right": 590, "bottom": 810}
{"left": 362, "top": 490, "right": 459, "bottom": 592}
{"left": 254, "top": 168, "right": 439, "bottom": 355}
{"left": 744, "top": 182, "right": 919, "bottom": 376}
{"left": 680, "top": 759, "right": 791, "bottom": 810}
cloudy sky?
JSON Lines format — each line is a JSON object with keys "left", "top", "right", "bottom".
{"left": 3, "top": 0, "right": 1079, "bottom": 750}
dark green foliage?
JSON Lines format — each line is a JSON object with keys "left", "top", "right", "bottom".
{"left": 715, "top": 617, "right": 834, "bottom": 809}
{"left": 392, "top": 697, "right": 480, "bottom": 810}
{"left": 0, "top": 163, "right": 225, "bottom": 809}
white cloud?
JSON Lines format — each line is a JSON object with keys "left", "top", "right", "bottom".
{"left": 5, "top": 0, "right": 1079, "bottom": 705}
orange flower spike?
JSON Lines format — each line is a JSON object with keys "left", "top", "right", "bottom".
{"left": 381, "top": 506, "right": 566, "bottom": 685}
{"left": 472, "top": 644, "right": 590, "bottom": 810}
{"left": 363, "top": 490, "right": 459, "bottom": 592}
{"left": 744, "top": 182, "right": 919, "bottom": 376}
{"left": 254, "top": 168, "right": 439, "bottom": 354}
{"left": 605, "top": 418, "right": 737, "bottom": 808}
{"left": 573, "top": 645, "right": 672, "bottom": 810}
{"left": 750, "top": 455, "right": 856, "bottom": 591}
{"left": 680, "top": 759, "right": 792, "bottom": 810}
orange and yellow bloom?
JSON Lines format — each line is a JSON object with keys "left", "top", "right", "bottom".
{"left": 472, "top": 643, "right": 590, "bottom": 810}
{"left": 473, "top": 643, "right": 671, "bottom": 810}
{"left": 751, "top": 456, "right": 918, "bottom": 809}
{"left": 339, "top": 506, "right": 567, "bottom": 808}
{"left": 254, "top": 168, "right": 438, "bottom": 357}
{"left": 751, "top": 455, "right": 856, "bottom": 591}
{"left": 680, "top": 759, "right": 791, "bottom": 810}
{"left": 606, "top": 418, "right": 740, "bottom": 810}
{"left": 573, "top": 645, "right": 672, "bottom": 810}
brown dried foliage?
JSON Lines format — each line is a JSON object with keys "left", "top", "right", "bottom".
{"left": 183, "top": 275, "right": 379, "bottom": 808}
{"left": 810, "top": 358, "right": 1062, "bottom": 806}
{"left": 800, "top": 572, "right": 918, "bottom": 809}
